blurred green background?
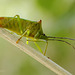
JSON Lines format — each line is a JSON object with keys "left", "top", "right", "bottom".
{"left": 0, "top": 0, "right": 75, "bottom": 75}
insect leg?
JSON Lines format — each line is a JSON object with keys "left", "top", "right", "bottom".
{"left": 2, "top": 15, "right": 23, "bottom": 34}
{"left": 34, "top": 41, "right": 48, "bottom": 55}
{"left": 27, "top": 39, "right": 48, "bottom": 55}
{"left": 34, "top": 42, "right": 43, "bottom": 54}
{"left": 26, "top": 38, "right": 29, "bottom": 44}
{"left": 34, "top": 40, "right": 48, "bottom": 55}
{"left": 27, "top": 39, "right": 43, "bottom": 54}
{"left": 13, "top": 15, "right": 23, "bottom": 34}
{"left": 16, "top": 31, "right": 26, "bottom": 43}
{"left": 7, "top": 15, "right": 23, "bottom": 33}
{"left": 16, "top": 29, "right": 30, "bottom": 43}
{"left": 44, "top": 41, "right": 48, "bottom": 56}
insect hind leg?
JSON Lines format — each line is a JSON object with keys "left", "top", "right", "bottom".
{"left": 14, "top": 15, "right": 23, "bottom": 34}
{"left": 2, "top": 15, "right": 23, "bottom": 34}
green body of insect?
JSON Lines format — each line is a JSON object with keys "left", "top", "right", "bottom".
{"left": 0, "top": 15, "right": 75, "bottom": 55}
{"left": 0, "top": 16, "right": 47, "bottom": 40}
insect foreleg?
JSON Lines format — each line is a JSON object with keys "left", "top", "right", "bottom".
{"left": 26, "top": 39, "right": 43, "bottom": 54}
{"left": 34, "top": 42, "right": 43, "bottom": 54}
{"left": 27, "top": 39, "right": 48, "bottom": 55}
{"left": 43, "top": 41, "right": 48, "bottom": 56}
{"left": 34, "top": 29, "right": 41, "bottom": 38}
{"left": 34, "top": 40, "right": 48, "bottom": 56}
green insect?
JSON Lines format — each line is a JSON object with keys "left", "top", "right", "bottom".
{"left": 0, "top": 15, "right": 75, "bottom": 55}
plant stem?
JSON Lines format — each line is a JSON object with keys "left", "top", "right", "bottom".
{"left": 0, "top": 28, "right": 72, "bottom": 75}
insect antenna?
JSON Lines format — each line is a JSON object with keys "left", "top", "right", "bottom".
{"left": 47, "top": 38, "right": 75, "bottom": 50}
{"left": 47, "top": 36, "right": 75, "bottom": 41}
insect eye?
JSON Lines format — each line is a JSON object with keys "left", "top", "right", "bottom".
{"left": 43, "top": 34, "right": 45, "bottom": 36}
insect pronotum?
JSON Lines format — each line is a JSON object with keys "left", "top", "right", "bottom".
{"left": 0, "top": 15, "right": 75, "bottom": 55}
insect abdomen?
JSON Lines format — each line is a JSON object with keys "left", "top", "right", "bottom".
{"left": 0, "top": 17, "right": 26, "bottom": 35}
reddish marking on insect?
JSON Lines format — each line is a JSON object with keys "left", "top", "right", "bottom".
{"left": 0, "top": 17, "right": 4, "bottom": 20}
{"left": 38, "top": 20, "right": 42, "bottom": 24}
